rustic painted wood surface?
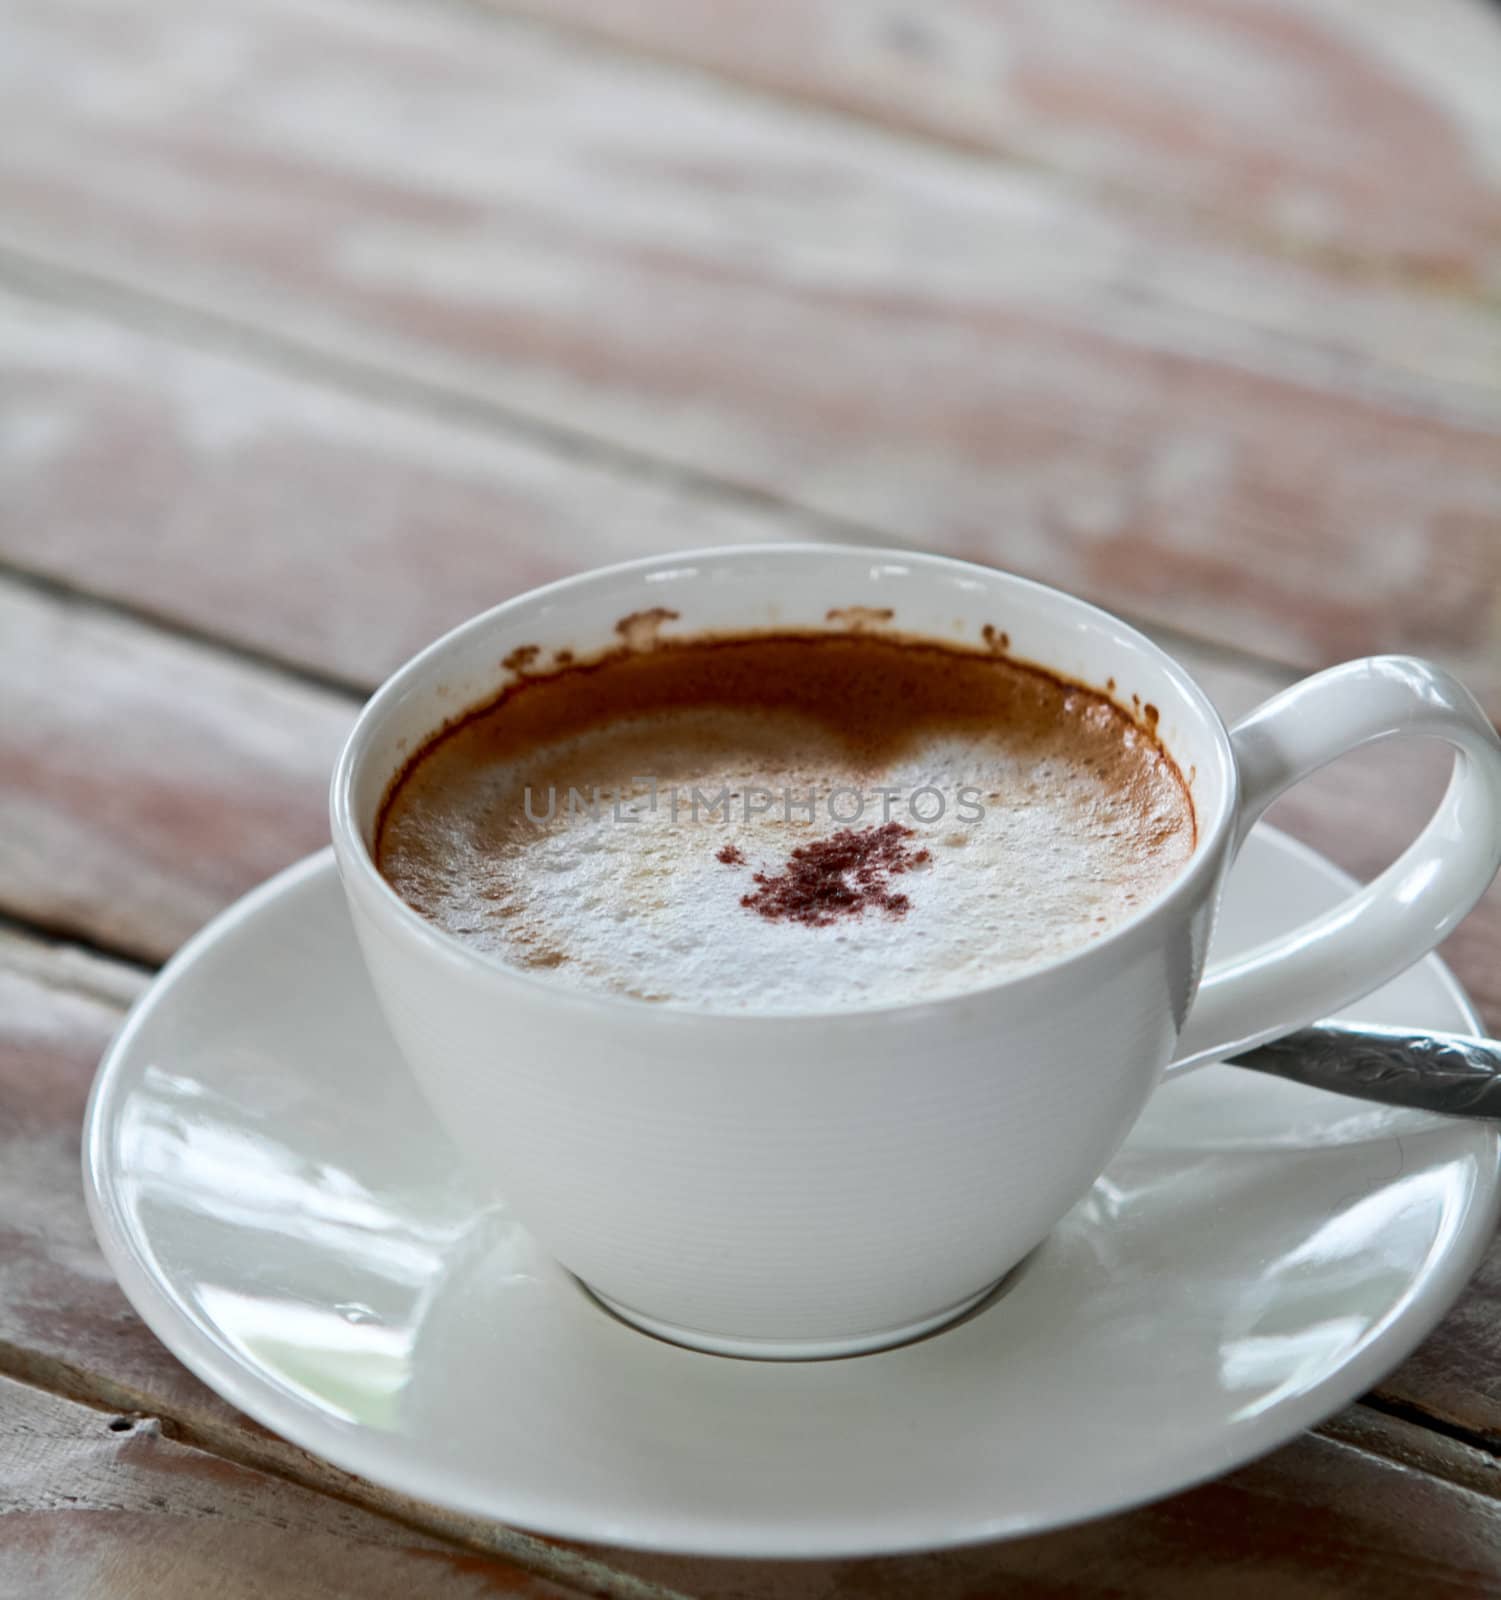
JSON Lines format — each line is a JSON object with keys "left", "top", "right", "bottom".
{"left": 498, "top": 0, "right": 1501, "bottom": 286}
{"left": 0, "top": 1374, "right": 586, "bottom": 1600}
{"left": 0, "top": 579, "right": 349, "bottom": 963}
{"left": 4, "top": 0, "right": 1501, "bottom": 1590}
{"left": 0, "top": 288, "right": 819, "bottom": 690}
{"left": 2, "top": 0, "right": 1500, "bottom": 709}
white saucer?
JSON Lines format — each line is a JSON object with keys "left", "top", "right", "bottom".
{"left": 84, "top": 829, "right": 1501, "bottom": 1558}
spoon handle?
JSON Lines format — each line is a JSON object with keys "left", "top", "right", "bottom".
{"left": 1230, "top": 1023, "right": 1501, "bottom": 1118}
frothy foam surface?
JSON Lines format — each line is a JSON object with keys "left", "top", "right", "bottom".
{"left": 376, "top": 635, "right": 1195, "bottom": 1012}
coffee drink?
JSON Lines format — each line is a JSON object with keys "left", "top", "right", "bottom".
{"left": 376, "top": 632, "right": 1194, "bottom": 1011}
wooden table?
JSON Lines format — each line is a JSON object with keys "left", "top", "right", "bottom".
{"left": 3, "top": 0, "right": 1501, "bottom": 1592}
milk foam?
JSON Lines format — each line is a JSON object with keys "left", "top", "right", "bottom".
{"left": 379, "top": 702, "right": 1194, "bottom": 1013}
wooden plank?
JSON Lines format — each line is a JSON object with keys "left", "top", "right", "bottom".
{"left": 5, "top": 929, "right": 1501, "bottom": 1596}
{"left": 0, "top": 290, "right": 818, "bottom": 689}
{"left": 0, "top": 1374, "right": 583, "bottom": 1599}
{"left": 0, "top": 579, "right": 350, "bottom": 964}
{"left": 499, "top": 0, "right": 1501, "bottom": 285}
{"left": 1391, "top": 1307, "right": 1501, "bottom": 1455}
{"left": 8, "top": 934, "right": 1497, "bottom": 1593}
{"left": 2, "top": 0, "right": 1500, "bottom": 699}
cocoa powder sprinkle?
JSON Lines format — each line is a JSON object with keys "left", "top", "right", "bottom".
{"left": 719, "top": 823, "right": 930, "bottom": 927}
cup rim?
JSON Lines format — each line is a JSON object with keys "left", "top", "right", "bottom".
{"left": 330, "top": 544, "right": 1240, "bottom": 1025}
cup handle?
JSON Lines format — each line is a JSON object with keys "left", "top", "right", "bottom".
{"left": 1165, "top": 657, "right": 1501, "bottom": 1077}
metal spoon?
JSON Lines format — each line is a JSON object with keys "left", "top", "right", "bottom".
{"left": 1230, "top": 1023, "right": 1501, "bottom": 1117}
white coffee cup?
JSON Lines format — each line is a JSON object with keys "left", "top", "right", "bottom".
{"left": 331, "top": 546, "right": 1501, "bottom": 1359}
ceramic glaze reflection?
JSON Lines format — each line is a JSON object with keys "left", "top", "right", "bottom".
{"left": 109, "top": 902, "right": 486, "bottom": 1432}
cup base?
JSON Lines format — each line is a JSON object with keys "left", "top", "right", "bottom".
{"left": 581, "top": 1277, "right": 1006, "bottom": 1361}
